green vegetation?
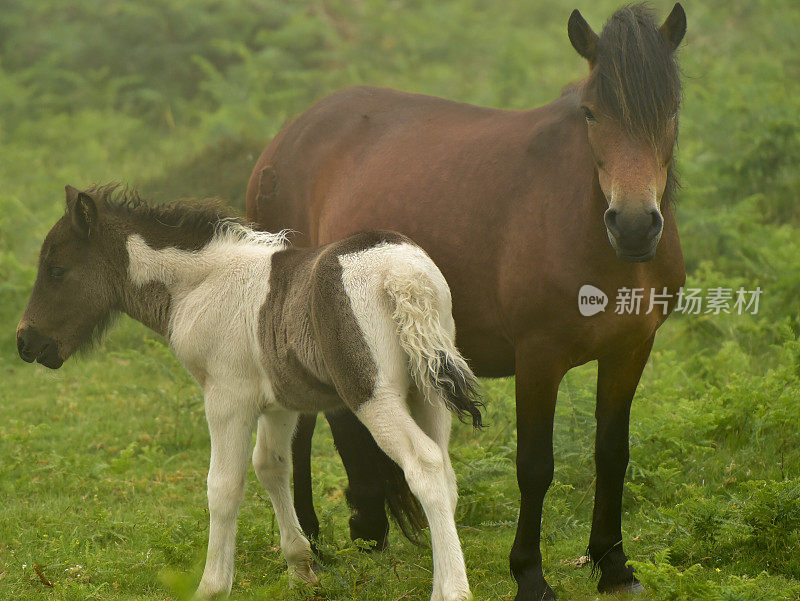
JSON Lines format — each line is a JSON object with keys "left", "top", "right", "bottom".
{"left": 1, "top": 0, "right": 799, "bottom": 599}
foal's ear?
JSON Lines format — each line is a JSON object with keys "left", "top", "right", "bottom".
{"left": 65, "top": 185, "right": 97, "bottom": 239}
{"left": 568, "top": 9, "right": 598, "bottom": 62}
{"left": 660, "top": 3, "right": 686, "bottom": 52}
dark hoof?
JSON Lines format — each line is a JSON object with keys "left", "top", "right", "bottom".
{"left": 307, "top": 539, "right": 325, "bottom": 563}
{"left": 594, "top": 546, "right": 640, "bottom": 595}
{"left": 353, "top": 537, "right": 389, "bottom": 552}
{"left": 603, "top": 580, "right": 644, "bottom": 595}
{"left": 515, "top": 581, "right": 556, "bottom": 601}
{"left": 349, "top": 518, "right": 389, "bottom": 552}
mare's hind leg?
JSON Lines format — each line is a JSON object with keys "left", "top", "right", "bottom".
{"left": 327, "top": 409, "right": 390, "bottom": 549}
{"left": 357, "top": 390, "right": 471, "bottom": 601}
{"left": 409, "top": 388, "right": 457, "bottom": 514}
{"left": 252, "top": 410, "right": 318, "bottom": 586}
{"left": 291, "top": 413, "right": 321, "bottom": 543}
{"left": 589, "top": 335, "right": 654, "bottom": 595}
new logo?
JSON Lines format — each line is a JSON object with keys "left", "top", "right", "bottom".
{"left": 578, "top": 284, "right": 608, "bottom": 316}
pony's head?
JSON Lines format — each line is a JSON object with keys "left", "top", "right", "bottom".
{"left": 16, "top": 186, "right": 127, "bottom": 368}
{"left": 17, "top": 185, "right": 233, "bottom": 368}
{"left": 569, "top": 3, "right": 685, "bottom": 262}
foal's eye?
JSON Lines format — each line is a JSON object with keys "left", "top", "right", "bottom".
{"left": 48, "top": 266, "right": 66, "bottom": 279}
{"left": 582, "top": 106, "right": 596, "bottom": 122}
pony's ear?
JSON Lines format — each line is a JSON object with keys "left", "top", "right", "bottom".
{"left": 65, "top": 185, "right": 97, "bottom": 239}
{"left": 660, "top": 3, "right": 686, "bottom": 52}
{"left": 568, "top": 9, "right": 598, "bottom": 62}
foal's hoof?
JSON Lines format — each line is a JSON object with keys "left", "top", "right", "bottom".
{"left": 193, "top": 584, "right": 228, "bottom": 600}
{"left": 289, "top": 562, "right": 320, "bottom": 587}
{"left": 431, "top": 588, "right": 473, "bottom": 601}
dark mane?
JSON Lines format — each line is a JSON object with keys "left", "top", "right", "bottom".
{"left": 85, "top": 183, "right": 242, "bottom": 250}
{"left": 592, "top": 3, "right": 681, "bottom": 142}
{"left": 88, "top": 183, "right": 238, "bottom": 229}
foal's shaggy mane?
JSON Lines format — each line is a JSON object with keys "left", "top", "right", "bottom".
{"left": 591, "top": 4, "right": 682, "bottom": 142}
{"left": 85, "top": 183, "right": 290, "bottom": 248}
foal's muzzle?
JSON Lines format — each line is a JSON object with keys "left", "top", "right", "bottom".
{"left": 604, "top": 207, "right": 663, "bottom": 262}
{"left": 16, "top": 327, "right": 64, "bottom": 369}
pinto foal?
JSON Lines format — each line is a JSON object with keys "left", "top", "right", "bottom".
{"left": 17, "top": 185, "right": 482, "bottom": 601}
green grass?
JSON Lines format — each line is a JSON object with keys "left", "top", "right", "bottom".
{"left": 1, "top": 0, "right": 799, "bottom": 599}
{"left": 2, "top": 331, "right": 799, "bottom": 600}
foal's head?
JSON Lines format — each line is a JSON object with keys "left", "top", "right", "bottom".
{"left": 16, "top": 185, "right": 230, "bottom": 368}
{"left": 568, "top": 3, "right": 686, "bottom": 262}
{"left": 17, "top": 186, "right": 129, "bottom": 368}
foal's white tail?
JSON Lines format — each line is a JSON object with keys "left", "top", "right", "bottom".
{"left": 384, "top": 266, "right": 483, "bottom": 428}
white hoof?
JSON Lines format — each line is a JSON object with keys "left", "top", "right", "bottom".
{"left": 194, "top": 580, "right": 230, "bottom": 599}
{"left": 432, "top": 588, "right": 472, "bottom": 601}
{"left": 444, "top": 592, "right": 472, "bottom": 601}
{"left": 289, "top": 561, "right": 319, "bottom": 587}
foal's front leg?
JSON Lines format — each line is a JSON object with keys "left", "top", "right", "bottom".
{"left": 196, "top": 384, "right": 259, "bottom": 599}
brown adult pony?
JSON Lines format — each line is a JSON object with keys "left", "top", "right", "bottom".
{"left": 246, "top": 4, "right": 687, "bottom": 599}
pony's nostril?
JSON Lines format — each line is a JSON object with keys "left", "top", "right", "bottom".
{"left": 604, "top": 209, "right": 620, "bottom": 236}
{"left": 17, "top": 329, "right": 37, "bottom": 362}
{"left": 649, "top": 210, "right": 663, "bottom": 236}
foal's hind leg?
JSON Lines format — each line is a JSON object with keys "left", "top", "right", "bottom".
{"left": 409, "top": 388, "right": 458, "bottom": 514}
{"left": 357, "top": 390, "right": 471, "bottom": 601}
{"left": 252, "top": 410, "right": 318, "bottom": 586}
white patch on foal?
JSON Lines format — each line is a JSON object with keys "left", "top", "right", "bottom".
{"left": 126, "top": 228, "right": 284, "bottom": 391}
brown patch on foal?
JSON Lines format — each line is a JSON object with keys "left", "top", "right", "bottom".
{"left": 310, "top": 231, "right": 411, "bottom": 410}
{"left": 258, "top": 247, "right": 343, "bottom": 412}
{"left": 259, "top": 231, "right": 408, "bottom": 412}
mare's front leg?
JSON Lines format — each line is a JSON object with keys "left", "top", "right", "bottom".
{"left": 195, "top": 383, "right": 259, "bottom": 599}
{"left": 589, "top": 335, "right": 654, "bottom": 594}
{"left": 510, "top": 341, "right": 566, "bottom": 601}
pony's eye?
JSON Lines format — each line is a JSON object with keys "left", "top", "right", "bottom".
{"left": 582, "top": 106, "right": 596, "bottom": 122}
{"left": 48, "top": 266, "right": 66, "bottom": 279}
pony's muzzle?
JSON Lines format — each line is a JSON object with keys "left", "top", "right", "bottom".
{"left": 604, "top": 207, "right": 663, "bottom": 262}
{"left": 16, "top": 326, "right": 64, "bottom": 369}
